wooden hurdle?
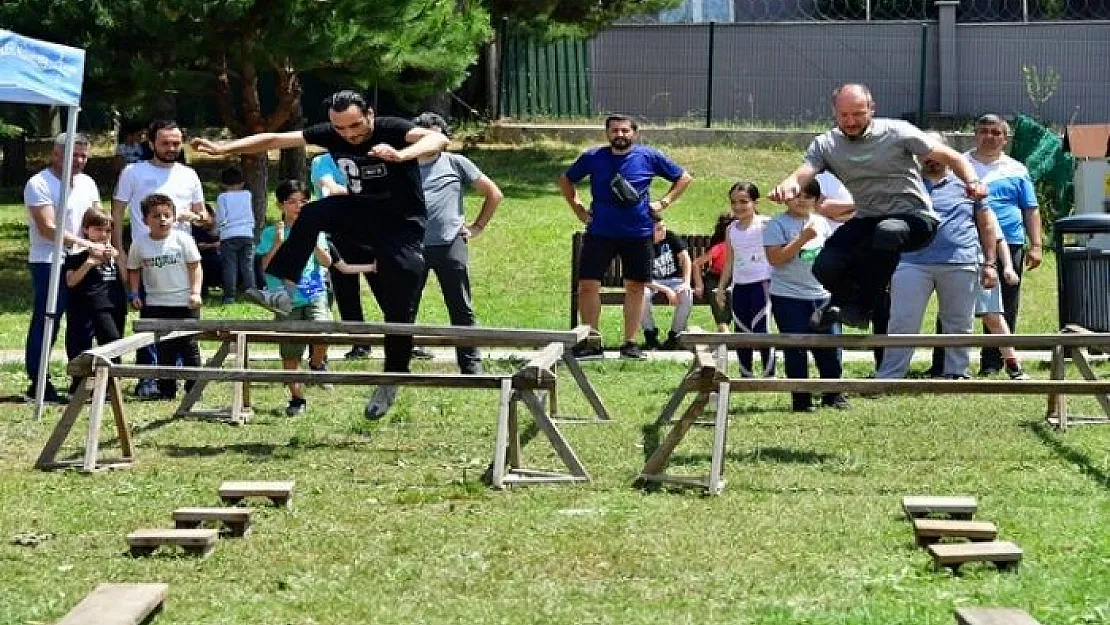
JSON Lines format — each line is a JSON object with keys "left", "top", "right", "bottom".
{"left": 638, "top": 331, "right": 1110, "bottom": 495}
{"left": 34, "top": 321, "right": 604, "bottom": 487}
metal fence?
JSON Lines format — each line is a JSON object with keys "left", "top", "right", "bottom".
{"left": 633, "top": 0, "right": 1110, "bottom": 22}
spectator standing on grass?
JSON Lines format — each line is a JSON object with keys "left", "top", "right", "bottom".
{"left": 192, "top": 203, "right": 223, "bottom": 299}
{"left": 24, "top": 132, "right": 108, "bottom": 403}
{"left": 214, "top": 166, "right": 256, "bottom": 303}
{"left": 410, "top": 112, "right": 503, "bottom": 373}
{"left": 691, "top": 213, "right": 737, "bottom": 333}
{"left": 558, "top": 114, "right": 694, "bottom": 360}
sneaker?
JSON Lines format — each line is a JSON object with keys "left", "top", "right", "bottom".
{"left": 285, "top": 397, "right": 307, "bottom": 417}
{"left": 791, "top": 403, "right": 815, "bottom": 413}
{"left": 133, "top": 379, "right": 161, "bottom": 400}
{"left": 344, "top": 345, "right": 372, "bottom": 360}
{"left": 619, "top": 341, "right": 645, "bottom": 360}
{"left": 365, "top": 385, "right": 399, "bottom": 420}
{"left": 221, "top": 296, "right": 236, "bottom": 305}
{"left": 642, "top": 328, "right": 662, "bottom": 351}
{"left": 244, "top": 287, "right": 292, "bottom": 316}
{"left": 309, "top": 362, "right": 335, "bottom": 390}
{"left": 977, "top": 366, "right": 1002, "bottom": 377}
{"left": 809, "top": 305, "right": 842, "bottom": 332}
{"left": 412, "top": 346, "right": 435, "bottom": 360}
{"left": 1006, "top": 364, "right": 1031, "bottom": 380}
{"left": 943, "top": 373, "right": 971, "bottom": 380}
{"left": 571, "top": 341, "right": 604, "bottom": 361}
{"left": 838, "top": 304, "right": 872, "bottom": 330}
{"left": 821, "top": 394, "right": 851, "bottom": 410}
{"left": 25, "top": 383, "right": 67, "bottom": 405}
{"left": 661, "top": 331, "right": 680, "bottom": 351}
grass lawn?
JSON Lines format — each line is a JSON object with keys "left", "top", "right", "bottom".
{"left": 1, "top": 142, "right": 1107, "bottom": 625}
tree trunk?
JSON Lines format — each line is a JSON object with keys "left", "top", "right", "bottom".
{"left": 278, "top": 95, "right": 307, "bottom": 185}
{"left": 241, "top": 152, "right": 270, "bottom": 236}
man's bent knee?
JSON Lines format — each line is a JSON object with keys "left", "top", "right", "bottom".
{"left": 874, "top": 218, "right": 911, "bottom": 251}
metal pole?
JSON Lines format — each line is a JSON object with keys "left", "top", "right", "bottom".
{"left": 866, "top": 0, "right": 872, "bottom": 21}
{"left": 1022, "top": 0, "right": 1029, "bottom": 22}
{"left": 916, "top": 23, "right": 928, "bottom": 127}
{"left": 705, "top": 21, "right": 715, "bottom": 129}
{"left": 34, "top": 107, "right": 79, "bottom": 421}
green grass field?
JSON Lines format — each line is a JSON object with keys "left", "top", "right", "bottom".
{"left": 1, "top": 142, "right": 1107, "bottom": 625}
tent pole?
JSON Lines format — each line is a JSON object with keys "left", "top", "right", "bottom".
{"left": 33, "top": 106, "right": 79, "bottom": 421}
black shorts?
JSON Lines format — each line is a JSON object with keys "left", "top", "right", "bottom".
{"left": 578, "top": 233, "right": 653, "bottom": 283}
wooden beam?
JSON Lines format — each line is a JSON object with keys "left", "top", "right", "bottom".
{"left": 679, "top": 331, "right": 1110, "bottom": 350}
{"left": 106, "top": 365, "right": 509, "bottom": 389}
{"left": 514, "top": 342, "right": 562, "bottom": 384}
{"left": 55, "top": 583, "right": 168, "bottom": 625}
{"left": 67, "top": 331, "right": 202, "bottom": 376}
{"left": 134, "top": 319, "right": 585, "bottom": 345}
{"left": 727, "top": 378, "right": 1110, "bottom": 395}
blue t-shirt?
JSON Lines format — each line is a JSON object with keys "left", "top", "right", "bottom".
{"left": 966, "top": 153, "right": 1038, "bottom": 246}
{"left": 256, "top": 224, "right": 329, "bottom": 307}
{"left": 901, "top": 176, "right": 985, "bottom": 266}
{"left": 310, "top": 154, "right": 348, "bottom": 199}
{"left": 564, "top": 144, "right": 685, "bottom": 238}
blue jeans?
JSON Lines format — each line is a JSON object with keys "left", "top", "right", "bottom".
{"left": 770, "top": 294, "right": 843, "bottom": 408}
{"left": 26, "top": 262, "right": 86, "bottom": 389}
{"left": 219, "top": 236, "right": 256, "bottom": 299}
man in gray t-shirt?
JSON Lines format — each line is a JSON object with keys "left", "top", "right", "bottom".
{"left": 770, "top": 83, "right": 987, "bottom": 330}
{"left": 411, "top": 112, "right": 504, "bottom": 374}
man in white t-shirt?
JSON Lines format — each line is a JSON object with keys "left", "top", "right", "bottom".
{"left": 111, "top": 119, "right": 206, "bottom": 398}
{"left": 24, "top": 133, "right": 109, "bottom": 402}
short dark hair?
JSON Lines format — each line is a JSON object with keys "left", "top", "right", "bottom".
{"left": 325, "top": 90, "right": 370, "bottom": 114}
{"left": 220, "top": 166, "right": 244, "bottom": 186}
{"left": 275, "top": 179, "right": 309, "bottom": 204}
{"left": 728, "top": 180, "right": 760, "bottom": 201}
{"left": 412, "top": 111, "right": 452, "bottom": 138}
{"left": 81, "top": 207, "right": 112, "bottom": 230}
{"left": 800, "top": 178, "right": 822, "bottom": 199}
{"left": 604, "top": 114, "right": 638, "bottom": 132}
{"left": 147, "top": 119, "right": 181, "bottom": 141}
{"left": 140, "top": 193, "right": 175, "bottom": 218}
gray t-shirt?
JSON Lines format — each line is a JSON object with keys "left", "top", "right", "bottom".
{"left": 419, "top": 152, "right": 482, "bottom": 246}
{"left": 763, "top": 212, "right": 834, "bottom": 300}
{"left": 804, "top": 118, "right": 936, "bottom": 220}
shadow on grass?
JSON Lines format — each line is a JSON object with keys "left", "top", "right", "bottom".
{"left": 1026, "top": 421, "right": 1110, "bottom": 490}
{"left": 639, "top": 402, "right": 779, "bottom": 462}
{"left": 668, "top": 446, "right": 837, "bottom": 468}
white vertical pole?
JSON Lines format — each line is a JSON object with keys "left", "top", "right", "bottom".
{"left": 866, "top": 0, "right": 872, "bottom": 21}
{"left": 34, "top": 107, "right": 79, "bottom": 421}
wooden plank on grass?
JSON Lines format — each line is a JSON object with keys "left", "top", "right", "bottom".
{"left": 903, "top": 496, "right": 977, "bottom": 519}
{"left": 913, "top": 519, "right": 998, "bottom": 545}
{"left": 126, "top": 528, "right": 217, "bottom": 558}
{"left": 173, "top": 507, "right": 253, "bottom": 537}
{"left": 955, "top": 607, "right": 1043, "bottom": 625}
{"left": 928, "top": 541, "right": 1022, "bottom": 571}
{"left": 56, "top": 582, "right": 168, "bottom": 625}
{"left": 219, "top": 480, "right": 295, "bottom": 507}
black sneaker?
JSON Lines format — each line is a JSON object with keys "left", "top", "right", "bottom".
{"left": 838, "top": 304, "right": 872, "bottom": 330}
{"left": 133, "top": 379, "right": 161, "bottom": 400}
{"left": 344, "top": 346, "right": 372, "bottom": 360}
{"left": 309, "top": 362, "right": 335, "bottom": 390}
{"left": 285, "top": 397, "right": 307, "bottom": 416}
{"left": 978, "top": 366, "right": 1002, "bottom": 377}
{"left": 1006, "top": 364, "right": 1030, "bottom": 380}
{"left": 661, "top": 331, "right": 680, "bottom": 351}
{"left": 412, "top": 346, "right": 435, "bottom": 360}
{"left": 809, "top": 304, "right": 842, "bottom": 332}
{"left": 821, "top": 394, "right": 851, "bottom": 410}
{"left": 25, "top": 383, "right": 67, "bottom": 405}
{"left": 619, "top": 341, "right": 645, "bottom": 360}
{"left": 642, "top": 328, "right": 662, "bottom": 351}
{"left": 943, "top": 373, "right": 971, "bottom": 380}
{"left": 792, "top": 403, "right": 815, "bottom": 413}
{"left": 572, "top": 341, "right": 604, "bottom": 361}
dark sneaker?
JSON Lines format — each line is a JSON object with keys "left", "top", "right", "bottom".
{"left": 309, "top": 362, "right": 335, "bottom": 390}
{"left": 661, "top": 331, "right": 681, "bottom": 351}
{"left": 572, "top": 341, "right": 604, "bottom": 361}
{"left": 619, "top": 341, "right": 645, "bottom": 360}
{"left": 943, "top": 373, "right": 971, "bottom": 380}
{"left": 821, "top": 394, "right": 851, "bottom": 410}
{"left": 809, "top": 305, "right": 842, "bottom": 332}
{"left": 792, "top": 403, "right": 815, "bottom": 413}
{"left": 977, "top": 366, "right": 1002, "bottom": 377}
{"left": 285, "top": 397, "right": 307, "bottom": 417}
{"left": 365, "top": 385, "right": 399, "bottom": 420}
{"left": 133, "top": 379, "right": 161, "bottom": 400}
{"left": 244, "top": 287, "right": 292, "bottom": 317}
{"left": 1006, "top": 364, "right": 1030, "bottom": 380}
{"left": 412, "top": 346, "right": 435, "bottom": 360}
{"left": 344, "top": 345, "right": 372, "bottom": 360}
{"left": 642, "top": 328, "right": 662, "bottom": 351}
{"left": 838, "top": 304, "right": 872, "bottom": 330}
{"left": 25, "top": 383, "right": 67, "bottom": 405}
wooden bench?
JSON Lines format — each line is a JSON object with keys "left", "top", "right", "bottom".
{"left": 927, "top": 540, "right": 1023, "bottom": 572}
{"left": 219, "top": 480, "right": 294, "bottom": 508}
{"left": 913, "top": 519, "right": 998, "bottom": 546}
{"left": 903, "top": 496, "right": 978, "bottom": 520}
{"left": 173, "top": 507, "right": 253, "bottom": 537}
{"left": 955, "top": 608, "right": 1043, "bottom": 625}
{"left": 56, "top": 582, "right": 168, "bottom": 625}
{"left": 570, "top": 231, "right": 715, "bottom": 328}
{"left": 126, "top": 528, "right": 218, "bottom": 558}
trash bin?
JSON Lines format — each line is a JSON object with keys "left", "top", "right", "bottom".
{"left": 1055, "top": 214, "right": 1110, "bottom": 331}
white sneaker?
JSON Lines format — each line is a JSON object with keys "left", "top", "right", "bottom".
{"left": 364, "top": 385, "right": 398, "bottom": 420}
{"left": 244, "top": 288, "right": 292, "bottom": 317}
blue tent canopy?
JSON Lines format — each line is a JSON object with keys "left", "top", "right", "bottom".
{"left": 0, "top": 29, "right": 85, "bottom": 106}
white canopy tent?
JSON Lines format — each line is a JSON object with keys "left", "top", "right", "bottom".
{"left": 0, "top": 29, "right": 87, "bottom": 420}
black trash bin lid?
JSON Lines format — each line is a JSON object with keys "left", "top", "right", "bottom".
{"left": 1056, "top": 214, "right": 1110, "bottom": 234}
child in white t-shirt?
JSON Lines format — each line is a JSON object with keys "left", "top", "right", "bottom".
{"left": 215, "top": 166, "right": 256, "bottom": 302}
{"left": 127, "top": 193, "right": 203, "bottom": 400}
{"left": 715, "top": 181, "right": 774, "bottom": 377}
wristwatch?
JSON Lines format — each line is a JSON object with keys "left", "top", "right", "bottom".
{"left": 658, "top": 198, "right": 671, "bottom": 209}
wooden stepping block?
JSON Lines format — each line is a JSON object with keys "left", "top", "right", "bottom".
{"left": 57, "top": 583, "right": 168, "bottom": 625}
{"left": 928, "top": 540, "right": 1022, "bottom": 572}
{"left": 218, "top": 480, "right": 294, "bottom": 508}
{"left": 903, "top": 495, "right": 977, "bottom": 520}
{"left": 173, "top": 507, "right": 253, "bottom": 537}
{"left": 955, "top": 607, "right": 1043, "bottom": 625}
{"left": 913, "top": 519, "right": 998, "bottom": 546}
{"left": 126, "top": 528, "right": 218, "bottom": 558}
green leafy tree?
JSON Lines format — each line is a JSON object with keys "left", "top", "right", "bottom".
{"left": 1, "top": 0, "right": 490, "bottom": 224}
{"left": 485, "top": 0, "right": 681, "bottom": 35}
